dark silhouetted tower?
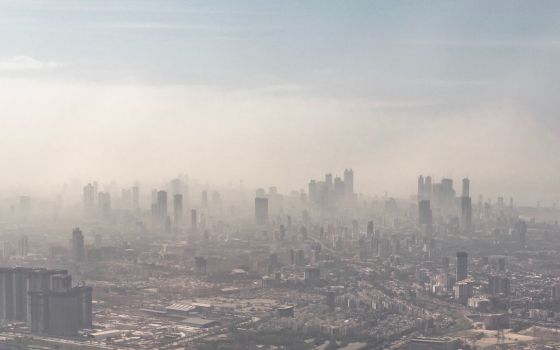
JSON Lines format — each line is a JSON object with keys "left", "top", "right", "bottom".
{"left": 71, "top": 228, "right": 85, "bottom": 263}
{"left": 456, "top": 251, "right": 468, "bottom": 282}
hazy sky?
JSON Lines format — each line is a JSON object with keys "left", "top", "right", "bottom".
{"left": 1, "top": 1, "right": 560, "bottom": 204}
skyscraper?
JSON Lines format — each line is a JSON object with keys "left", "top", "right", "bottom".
{"left": 255, "top": 197, "right": 269, "bottom": 225}
{"left": 344, "top": 168, "right": 354, "bottom": 198}
{"left": 418, "top": 175, "right": 425, "bottom": 200}
{"left": 71, "top": 228, "right": 85, "bottom": 263}
{"left": 191, "top": 209, "right": 198, "bottom": 231}
{"left": 173, "top": 194, "right": 183, "bottom": 229}
{"left": 83, "top": 183, "right": 95, "bottom": 215}
{"left": 418, "top": 200, "right": 433, "bottom": 235}
{"left": 157, "top": 190, "right": 168, "bottom": 226}
{"left": 456, "top": 251, "right": 468, "bottom": 282}
{"left": 460, "top": 196, "right": 472, "bottom": 233}
{"left": 462, "top": 178, "right": 470, "bottom": 197}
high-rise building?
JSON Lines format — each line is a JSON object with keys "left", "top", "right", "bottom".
{"left": 344, "top": 168, "right": 354, "bottom": 198}
{"left": 157, "top": 190, "right": 168, "bottom": 226}
{"left": 514, "top": 220, "right": 527, "bottom": 249}
{"left": 418, "top": 175, "right": 425, "bottom": 200}
{"left": 255, "top": 197, "right": 269, "bottom": 225}
{"left": 456, "top": 252, "right": 468, "bottom": 282}
{"left": 83, "top": 183, "right": 95, "bottom": 215}
{"left": 418, "top": 200, "right": 433, "bottom": 235}
{"left": 71, "top": 228, "right": 85, "bottom": 263}
{"left": 460, "top": 197, "right": 472, "bottom": 233}
{"left": 173, "top": 194, "right": 183, "bottom": 229}
{"left": 462, "top": 178, "right": 470, "bottom": 197}
{"left": 191, "top": 209, "right": 198, "bottom": 231}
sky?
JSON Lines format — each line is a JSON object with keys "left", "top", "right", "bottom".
{"left": 0, "top": 0, "right": 560, "bottom": 204}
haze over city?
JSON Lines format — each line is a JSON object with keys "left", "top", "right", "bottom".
{"left": 1, "top": 2, "right": 560, "bottom": 350}
{"left": 1, "top": 1, "right": 560, "bottom": 203}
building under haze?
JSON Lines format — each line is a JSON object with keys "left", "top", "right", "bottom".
{"left": 71, "top": 227, "right": 85, "bottom": 263}
{"left": 456, "top": 252, "right": 468, "bottom": 282}
{"left": 255, "top": 197, "right": 269, "bottom": 225}
{"left": 0, "top": 268, "right": 92, "bottom": 337}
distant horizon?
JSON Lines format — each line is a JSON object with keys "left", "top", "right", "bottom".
{"left": 1, "top": 1, "right": 559, "bottom": 204}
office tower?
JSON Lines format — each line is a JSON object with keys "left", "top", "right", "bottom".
{"left": 151, "top": 189, "right": 158, "bottom": 205}
{"left": 334, "top": 177, "right": 344, "bottom": 200}
{"left": 514, "top": 220, "right": 527, "bottom": 249}
{"left": 173, "top": 194, "right": 183, "bottom": 228}
{"left": 418, "top": 175, "right": 425, "bottom": 200}
{"left": 418, "top": 200, "right": 433, "bottom": 228}
{"left": 97, "top": 192, "right": 111, "bottom": 220}
{"left": 255, "top": 197, "right": 269, "bottom": 225}
{"left": 157, "top": 190, "right": 168, "bottom": 225}
{"left": 460, "top": 197, "right": 472, "bottom": 233}
{"left": 132, "top": 185, "right": 139, "bottom": 210}
{"left": 424, "top": 176, "right": 432, "bottom": 200}
{"left": 71, "top": 227, "right": 85, "bottom": 263}
{"left": 325, "top": 173, "right": 333, "bottom": 188}
{"left": 82, "top": 183, "right": 95, "bottom": 214}
{"left": 456, "top": 252, "right": 468, "bottom": 282}
{"left": 308, "top": 180, "right": 317, "bottom": 204}
{"left": 191, "top": 209, "right": 198, "bottom": 231}
{"left": 344, "top": 168, "right": 354, "bottom": 198}
{"left": 462, "top": 178, "right": 470, "bottom": 197}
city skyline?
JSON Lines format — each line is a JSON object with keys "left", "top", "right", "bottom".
{"left": 0, "top": 1, "right": 560, "bottom": 203}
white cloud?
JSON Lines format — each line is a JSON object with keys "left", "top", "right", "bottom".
{"left": 0, "top": 56, "right": 58, "bottom": 71}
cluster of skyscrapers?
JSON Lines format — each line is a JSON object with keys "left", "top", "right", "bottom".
{"left": 417, "top": 176, "right": 473, "bottom": 234}
{"left": 308, "top": 169, "right": 354, "bottom": 210}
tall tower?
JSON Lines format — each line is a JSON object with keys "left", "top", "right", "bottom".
{"left": 460, "top": 196, "right": 473, "bottom": 233}
{"left": 456, "top": 251, "right": 468, "bottom": 282}
{"left": 82, "top": 184, "right": 95, "bottom": 215}
{"left": 418, "top": 200, "right": 433, "bottom": 235}
{"left": 255, "top": 197, "right": 269, "bottom": 225}
{"left": 344, "top": 169, "right": 354, "bottom": 198}
{"left": 173, "top": 194, "right": 183, "bottom": 229}
{"left": 418, "top": 175, "right": 425, "bottom": 200}
{"left": 191, "top": 209, "right": 198, "bottom": 231}
{"left": 462, "top": 178, "right": 470, "bottom": 197}
{"left": 157, "top": 191, "right": 168, "bottom": 224}
{"left": 71, "top": 228, "right": 85, "bottom": 263}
